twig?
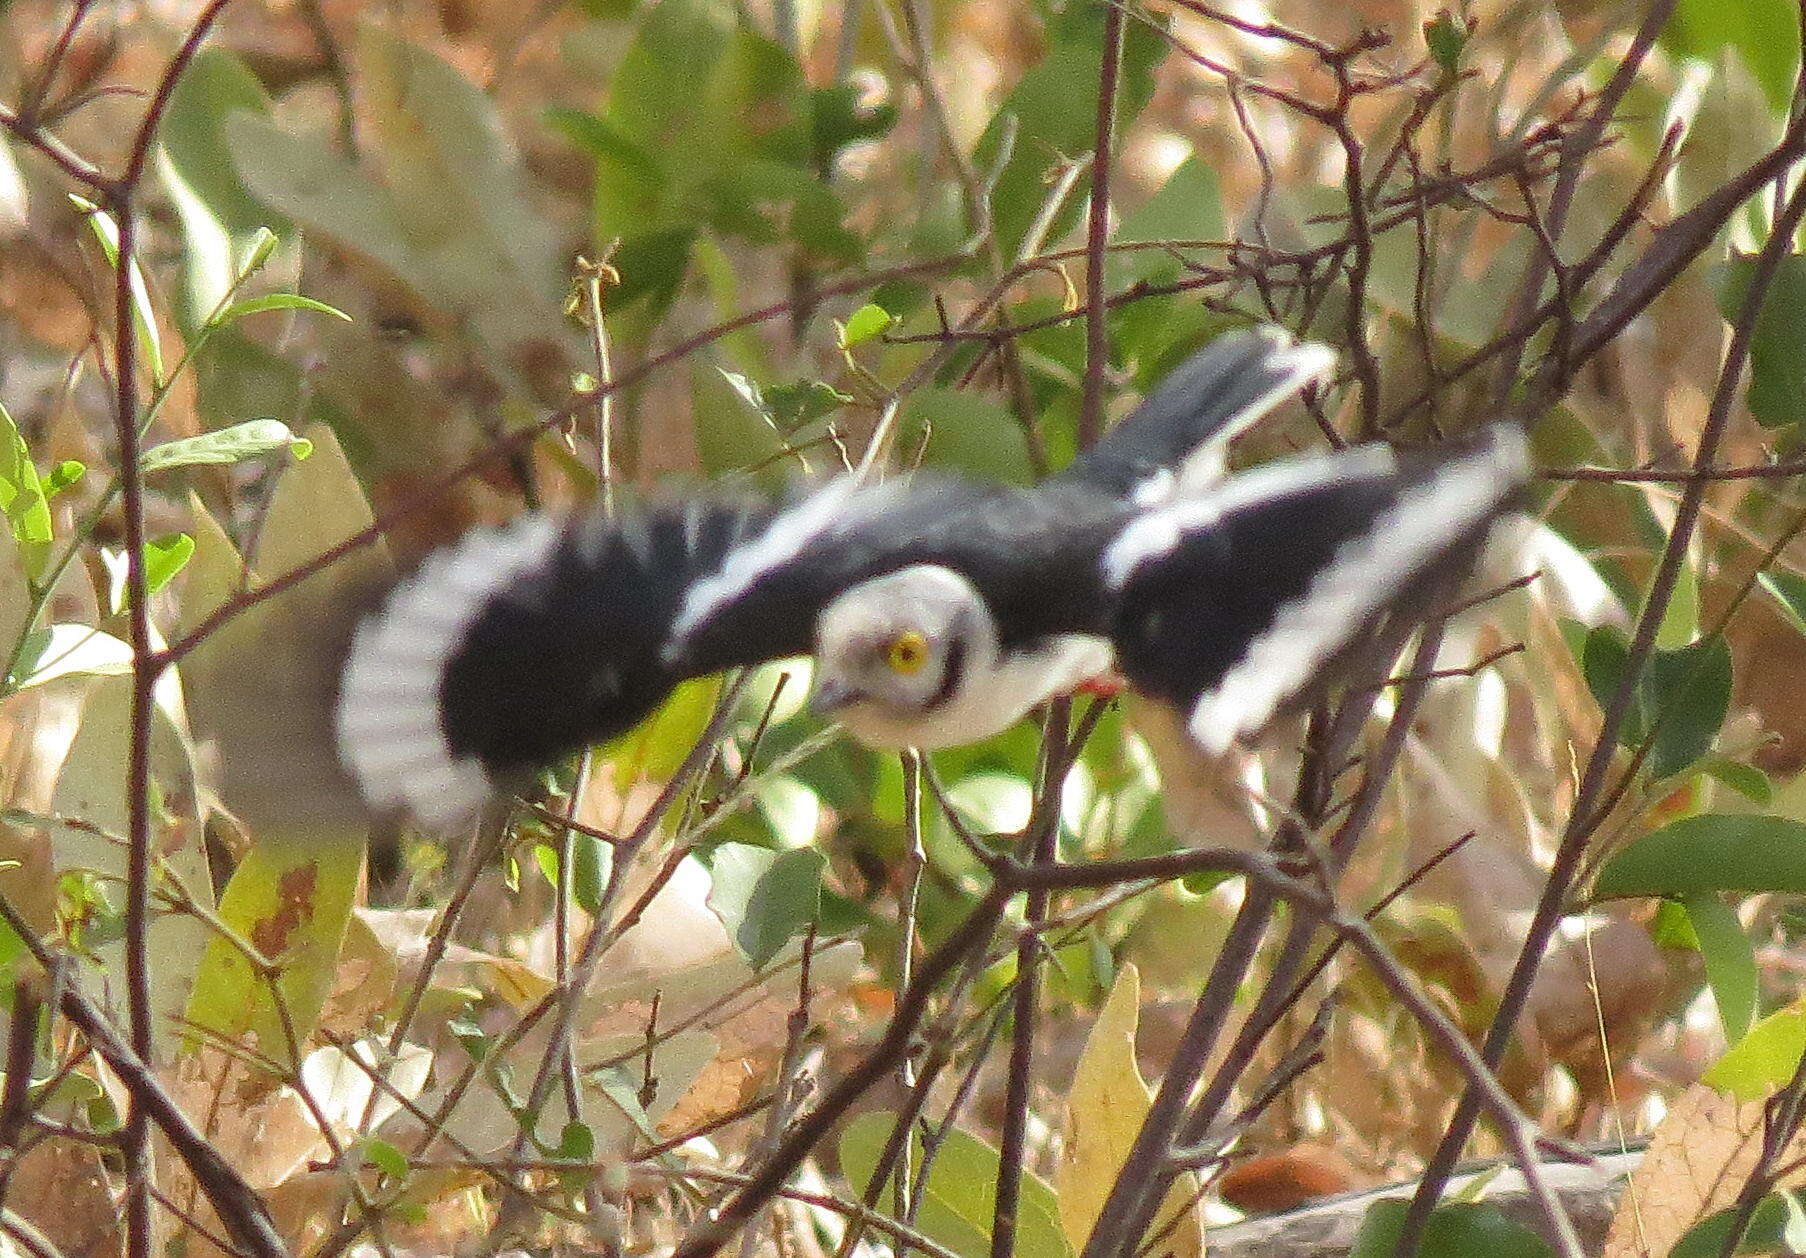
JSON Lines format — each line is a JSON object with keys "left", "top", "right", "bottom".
{"left": 1077, "top": 3, "right": 1125, "bottom": 449}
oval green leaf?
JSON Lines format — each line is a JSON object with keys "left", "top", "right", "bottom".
{"left": 142, "top": 419, "right": 311, "bottom": 474}
{"left": 1594, "top": 814, "right": 1806, "bottom": 899}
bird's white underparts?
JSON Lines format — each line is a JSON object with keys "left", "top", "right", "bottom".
{"left": 335, "top": 326, "right": 1528, "bottom": 828}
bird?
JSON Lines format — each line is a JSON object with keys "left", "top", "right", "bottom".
{"left": 335, "top": 326, "right": 1524, "bottom": 829}
{"left": 683, "top": 425, "right": 1529, "bottom": 758}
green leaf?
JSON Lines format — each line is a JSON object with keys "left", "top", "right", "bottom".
{"left": 556, "top": 1120, "right": 596, "bottom": 1162}
{"left": 970, "top": 5, "right": 1166, "bottom": 258}
{"left": 1349, "top": 1200, "right": 1555, "bottom": 1258}
{"left": 1703, "top": 758, "right": 1774, "bottom": 805}
{"left": 1580, "top": 628, "right": 1731, "bottom": 779}
{"left": 573, "top": 833, "right": 609, "bottom": 916}
{"left": 1760, "top": 569, "right": 1806, "bottom": 635}
{"left": 808, "top": 82, "right": 897, "bottom": 169}
{"left": 839, "top": 1112, "right": 1072, "bottom": 1258}
{"left": 141, "top": 419, "right": 311, "bottom": 474}
{"left": 1715, "top": 253, "right": 1806, "bottom": 426}
{"left": 532, "top": 843, "right": 559, "bottom": 892}
{"left": 718, "top": 370, "right": 850, "bottom": 434}
{"left": 213, "top": 293, "right": 351, "bottom": 326}
{"left": 69, "top": 196, "right": 164, "bottom": 386}
{"left": 703, "top": 843, "right": 824, "bottom": 968}
{"left": 693, "top": 364, "right": 790, "bottom": 480}
{"left": 1423, "top": 11, "right": 1470, "bottom": 72}
{"left": 0, "top": 402, "right": 51, "bottom": 579}
{"left": 1594, "top": 814, "right": 1806, "bottom": 899}
{"left": 1704, "top": 1004, "right": 1806, "bottom": 1100}
{"left": 362, "top": 1138, "right": 409, "bottom": 1180}
{"left": 143, "top": 533, "right": 196, "bottom": 595}
{"left": 1664, "top": 0, "right": 1802, "bottom": 111}
{"left": 1684, "top": 892, "right": 1757, "bottom": 1042}
{"left": 157, "top": 47, "right": 288, "bottom": 327}
{"left": 899, "top": 388, "right": 1034, "bottom": 485}
{"left": 183, "top": 833, "right": 365, "bottom": 1063}
{"left": 1666, "top": 1197, "right": 1791, "bottom": 1256}
{"left": 44, "top": 461, "right": 84, "bottom": 499}
{"left": 839, "top": 302, "right": 893, "bottom": 348}
{"left": 1652, "top": 898, "right": 1700, "bottom": 948}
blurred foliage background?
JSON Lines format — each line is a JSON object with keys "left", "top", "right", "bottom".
{"left": 3, "top": 0, "right": 1806, "bottom": 1254}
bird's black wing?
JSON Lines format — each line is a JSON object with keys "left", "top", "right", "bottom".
{"left": 1104, "top": 427, "right": 1529, "bottom": 754}
{"left": 665, "top": 474, "right": 1133, "bottom": 676}
{"left": 1056, "top": 326, "right": 1335, "bottom": 499}
{"left": 336, "top": 496, "right": 772, "bottom": 826}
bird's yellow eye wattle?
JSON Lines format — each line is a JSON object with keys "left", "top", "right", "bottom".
{"left": 886, "top": 630, "right": 929, "bottom": 674}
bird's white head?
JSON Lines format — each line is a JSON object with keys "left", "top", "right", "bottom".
{"left": 810, "top": 565, "right": 996, "bottom": 749}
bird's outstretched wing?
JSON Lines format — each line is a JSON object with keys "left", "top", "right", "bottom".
{"left": 335, "top": 496, "right": 771, "bottom": 826}
{"left": 1103, "top": 426, "right": 1530, "bottom": 753}
{"left": 1060, "top": 326, "right": 1336, "bottom": 500}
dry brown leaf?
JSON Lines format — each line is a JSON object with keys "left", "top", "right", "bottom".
{"left": 1602, "top": 1083, "right": 1806, "bottom": 1258}
{"left": 6, "top": 1133, "right": 121, "bottom": 1258}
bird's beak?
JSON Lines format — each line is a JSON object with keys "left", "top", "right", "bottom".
{"left": 811, "top": 677, "right": 860, "bottom": 715}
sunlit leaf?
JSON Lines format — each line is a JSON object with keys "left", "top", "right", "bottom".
{"left": 69, "top": 195, "right": 164, "bottom": 385}
{"left": 143, "top": 533, "right": 195, "bottom": 595}
{"left": 183, "top": 833, "right": 366, "bottom": 1064}
{"left": 10, "top": 624, "right": 133, "bottom": 688}
{"left": 1053, "top": 964, "right": 1204, "bottom": 1255}
{"left": 213, "top": 292, "right": 351, "bottom": 326}
{"left": 839, "top": 302, "right": 893, "bottom": 348}
{"left": 158, "top": 46, "right": 290, "bottom": 326}
{"left": 44, "top": 460, "right": 84, "bottom": 499}
{"left": 1704, "top": 1003, "right": 1806, "bottom": 1100}
{"left": 0, "top": 402, "right": 51, "bottom": 579}
{"left": 142, "top": 419, "right": 312, "bottom": 474}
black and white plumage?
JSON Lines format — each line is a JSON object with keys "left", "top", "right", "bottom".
{"left": 773, "top": 427, "right": 1528, "bottom": 755}
{"left": 336, "top": 326, "right": 1524, "bottom": 827}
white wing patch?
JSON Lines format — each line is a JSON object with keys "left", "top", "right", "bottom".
{"left": 670, "top": 477, "right": 914, "bottom": 649}
{"left": 1103, "top": 443, "right": 1400, "bottom": 590}
{"left": 1187, "top": 427, "right": 1530, "bottom": 754}
{"left": 336, "top": 514, "right": 562, "bottom": 828}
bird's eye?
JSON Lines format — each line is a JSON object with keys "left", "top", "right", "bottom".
{"left": 886, "top": 630, "right": 929, "bottom": 674}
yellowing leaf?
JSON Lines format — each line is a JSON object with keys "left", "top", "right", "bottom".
{"left": 1054, "top": 963, "right": 1205, "bottom": 1258}
{"left": 183, "top": 832, "right": 365, "bottom": 1066}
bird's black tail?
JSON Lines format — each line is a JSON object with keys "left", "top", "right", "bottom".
{"left": 1060, "top": 326, "right": 1336, "bottom": 500}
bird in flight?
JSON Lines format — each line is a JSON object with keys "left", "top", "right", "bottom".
{"left": 336, "top": 327, "right": 1527, "bottom": 827}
